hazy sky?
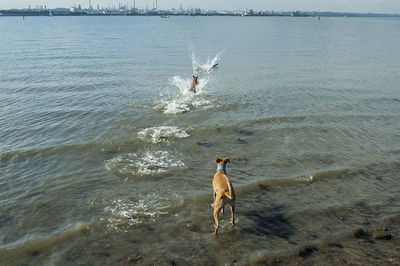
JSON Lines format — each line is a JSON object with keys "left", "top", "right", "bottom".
{"left": 1, "top": 0, "right": 400, "bottom": 13}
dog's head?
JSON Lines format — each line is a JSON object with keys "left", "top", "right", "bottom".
{"left": 192, "top": 75, "right": 198, "bottom": 81}
{"left": 214, "top": 157, "right": 230, "bottom": 167}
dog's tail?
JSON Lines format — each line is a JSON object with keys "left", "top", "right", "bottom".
{"left": 224, "top": 181, "right": 234, "bottom": 200}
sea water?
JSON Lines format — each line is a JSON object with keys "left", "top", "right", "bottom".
{"left": 0, "top": 16, "right": 400, "bottom": 264}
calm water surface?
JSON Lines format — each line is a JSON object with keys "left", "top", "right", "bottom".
{"left": 0, "top": 16, "right": 400, "bottom": 265}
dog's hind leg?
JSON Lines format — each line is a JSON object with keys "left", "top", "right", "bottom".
{"left": 213, "top": 207, "right": 220, "bottom": 234}
{"left": 213, "top": 196, "right": 223, "bottom": 234}
{"left": 230, "top": 204, "right": 235, "bottom": 225}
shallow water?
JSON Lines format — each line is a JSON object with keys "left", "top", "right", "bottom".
{"left": 0, "top": 16, "right": 400, "bottom": 265}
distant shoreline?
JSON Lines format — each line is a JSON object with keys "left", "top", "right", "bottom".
{"left": 1, "top": 9, "right": 399, "bottom": 18}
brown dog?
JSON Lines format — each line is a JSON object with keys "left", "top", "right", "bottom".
{"left": 212, "top": 157, "right": 235, "bottom": 234}
{"left": 190, "top": 75, "right": 198, "bottom": 93}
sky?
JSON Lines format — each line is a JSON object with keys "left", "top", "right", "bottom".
{"left": 1, "top": 0, "right": 400, "bottom": 13}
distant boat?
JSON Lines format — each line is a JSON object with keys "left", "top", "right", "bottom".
{"left": 161, "top": 15, "right": 169, "bottom": 18}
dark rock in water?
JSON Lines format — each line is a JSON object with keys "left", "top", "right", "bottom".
{"left": 197, "top": 141, "right": 213, "bottom": 148}
{"left": 186, "top": 223, "right": 200, "bottom": 232}
{"left": 354, "top": 229, "right": 375, "bottom": 243}
{"left": 127, "top": 257, "right": 141, "bottom": 264}
{"left": 237, "top": 129, "right": 253, "bottom": 136}
{"left": 231, "top": 157, "right": 249, "bottom": 165}
{"left": 298, "top": 246, "right": 318, "bottom": 258}
{"left": 328, "top": 243, "right": 344, "bottom": 248}
{"left": 354, "top": 201, "right": 367, "bottom": 208}
{"left": 31, "top": 250, "right": 40, "bottom": 257}
{"left": 96, "top": 251, "right": 111, "bottom": 257}
{"left": 388, "top": 197, "right": 396, "bottom": 203}
{"left": 242, "top": 207, "right": 295, "bottom": 239}
{"left": 312, "top": 155, "right": 335, "bottom": 165}
{"left": 354, "top": 229, "right": 369, "bottom": 238}
{"left": 273, "top": 258, "right": 281, "bottom": 263}
{"left": 361, "top": 218, "right": 370, "bottom": 225}
{"left": 0, "top": 215, "right": 13, "bottom": 226}
{"left": 258, "top": 184, "right": 270, "bottom": 191}
{"left": 372, "top": 227, "right": 392, "bottom": 240}
{"left": 354, "top": 201, "right": 369, "bottom": 212}
{"left": 236, "top": 138, "right": 248, "bottom": 144}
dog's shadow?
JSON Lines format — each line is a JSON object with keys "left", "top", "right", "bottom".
{"left": 239, "top": 206, "right": 295, "bottom": 239}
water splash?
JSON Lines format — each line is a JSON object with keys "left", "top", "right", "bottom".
{"left": 138, "top": 126, "right": 189, "bottom": 144}
{"left": 105, "top": 150, "right": 185, "bottom": 176}
{"left": 152, "top": 51, "right": 222, "bottom": 114}
{"left": 172, "top": 76, "right": 208, "bottom": 94}
{"left": 104, "top": 193, "right": 181, "bottom": 231}
{"left": 154, "top": 76, "right": 210, "bottom": 114}
{"left": 192, "top": 51, "right": 223, "bottom": 73}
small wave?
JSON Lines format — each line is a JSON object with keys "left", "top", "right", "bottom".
{"left": 103, "top": 193, "right": 182, "bottom": 231}
{"left": 191, "top": 51, "right": 222, "bottom": 73}
{"left": 137, "top": 126, "right": 189, "bottom": 143}
{"left": 243, "top": 169, "right": 348, "bottom": 193}
{"left": 105, "top": 150, "right": 185, "bottom": 177}
{"left": 0, "top": 223, "right": 90, "bottom": 260}
{"left": 0, "top": 142, "right": 99, "bottom": 163}
{"left": 184, "top": 168, "right": 351, "bottom": 206}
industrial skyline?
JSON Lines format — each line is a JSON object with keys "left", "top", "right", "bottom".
{"left": 1, "top": 0, "right": 400, "bottom": 14}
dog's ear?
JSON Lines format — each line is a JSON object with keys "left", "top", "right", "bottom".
{"left": 193, "top": 75, "right": 195, "bottom": 78}
{"left": 214, "top": 157, "right": 222, "bottom": 163}
{"left": 223, "top": 158, "right": 230, "bottom": 164}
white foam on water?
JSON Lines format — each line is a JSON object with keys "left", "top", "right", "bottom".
{"left": 191, "top": 98, "right": 213, "bottom": 108}
{"left": 192, "top": 51, "right": 222, "bottom": 73}
{"left": 152, "top": 51, "right": 223, "bottom": 114}
{"left": 162, "top": 100, "right": 191, "bottom": 114}
{"left": 105, "top": 150, "right": 185, "bottom": 176}
{"left": 104, "top": 193, "right": 180, "bottom": 231}
{"left": 138, "top": 126, "right": 189, "bottom": 143}
{"left": 136, "top": 151, "right": 185, "bottom": 175}
{"left": 154, "top": 76, "right": 211, "bottom": 114}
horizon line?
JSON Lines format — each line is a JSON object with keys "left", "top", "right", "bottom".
{"left": 1, "top": 7, "right": 400, "bottom": 16}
